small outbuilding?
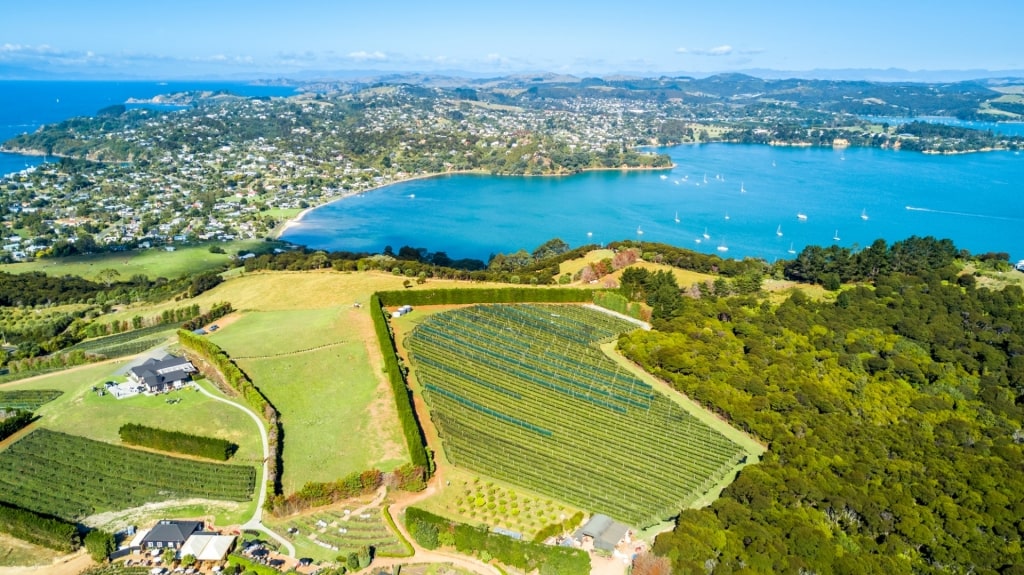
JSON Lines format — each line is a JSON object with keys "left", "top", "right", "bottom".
{"left": 573, "top": 514, "right": 631, "bottom": 552}
{"left": 179, "top": 533, "right": 236, "bottom": 562}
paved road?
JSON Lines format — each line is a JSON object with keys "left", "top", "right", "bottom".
{"left": 193, "top": 382, "right": 296, "bottom": 557}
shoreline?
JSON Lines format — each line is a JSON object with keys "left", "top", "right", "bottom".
{"left": 273, "top": 164, "right": 674, "bottom": 239}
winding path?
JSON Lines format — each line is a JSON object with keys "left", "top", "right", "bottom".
{"left": 192, "top": 382, "right": 296, "bottom": 557}
{"left": 359, "top": 468, "right": 503, "bottom": 575}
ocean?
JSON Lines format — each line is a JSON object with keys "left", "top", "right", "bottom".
{"left": 0, "top": 80, "right": 297, "bottom": 176}
{"left": 282, "top": 143, "right": 1024, "bottom": 262}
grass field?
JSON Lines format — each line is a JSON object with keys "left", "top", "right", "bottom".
{"left": 211, "top": 307, "right": 409, "bottom": 492}
{"left": 0, "top": 532, "right": 62, "bottom": 567}
{"left": 0, "top": 239, "right": 271, "bottom": 281}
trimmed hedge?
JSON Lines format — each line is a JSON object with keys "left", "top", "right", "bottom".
{"left": 119, "top": 423, "right": 236, "bottom": 461}
{"left": 0, "top": 501, "right": 80, "bottom": 552}
{"left": 177, "top": 329, "right": 283, "bottom": 503}
{"left": 370, "top": 294, "right": 431, "bottom": 473}
{"left": 377, "top": 287, "right": 596, "bottom": 307}
{"left": 0, "top": 411, "right": 35, "bottom": 442}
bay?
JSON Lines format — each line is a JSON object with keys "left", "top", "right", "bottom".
{"left": 282, "top": 144, "right": 1024, "bottom": 262}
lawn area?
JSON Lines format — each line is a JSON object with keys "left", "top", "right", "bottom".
{"left": 0, "top": 239, "right": 270, "bottom": 281}
{"left": 212, "top": 307, "right": 409, "bottom": 493}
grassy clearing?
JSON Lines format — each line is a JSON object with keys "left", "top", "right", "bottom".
{"left": 212, "top": 308, "right": 409, "bottom": 492}
{"left": 417, "top": 467, "right": 580, "bottom": 539}
{"left": 0, "top": 239, "right": 269, "bottom": 281}
{"left": 558, "top": 249, "right": 615, "bottom": 277}
{"left": 608, "top": 260, "right": 716, "bottom": 288}
{"left": 0, "top": 531, "right": 62, "bottom": 567}
{"left": 763, "top": 278, "right": 830, "bottom": 303}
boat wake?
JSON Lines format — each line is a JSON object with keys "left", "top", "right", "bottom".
{"left": 905, "top": 205, "right": 1022, "bottom": 221}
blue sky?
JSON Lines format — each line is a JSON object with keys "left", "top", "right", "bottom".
{"left": 2, "top": 0, "right": 1021, "bottom": 79}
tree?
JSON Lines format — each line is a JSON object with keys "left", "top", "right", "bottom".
{"left": 162, "top": 548, "right": 176, "bottom": 565}
{"left": 96, "top": 268, "right": 120, "bottom": 287}
{"left": 181, "top": 554, "right": 197, "bottom": 567}
{"left": 83, "top": 529, "right": 115, "bottom": 562}
{"left": 633, "top": 552, "right": 672, "bottom": 575}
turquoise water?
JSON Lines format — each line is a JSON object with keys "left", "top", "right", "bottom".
{"left": 283, "top": 144, "right": 1024, "bottom": 262}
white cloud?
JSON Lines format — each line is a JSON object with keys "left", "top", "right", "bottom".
{"left": 347, "top": 50, "right": 387, "bottom": 61}
{"left": 677, "top": 45, "right": 763, "bottom": 57}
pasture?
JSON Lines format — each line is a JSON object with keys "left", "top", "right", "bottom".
{"left": 211, "top": 307, "right": 409, "bottom": 492}
{"left": 0, "top": 239, "right": 270, "bottom": 281}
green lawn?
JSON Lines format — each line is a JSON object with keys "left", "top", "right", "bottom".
{"left": 0, "top": 239, "right": 270, "bottom": 281}
{"left": 210, "top": 308, "right": 409, "bottom": 493}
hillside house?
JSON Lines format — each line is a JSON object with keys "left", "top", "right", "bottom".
{"left": 127, "top": 354, "right": 197, "bottom": 393}
{"left": 140, "top": 520, "right": 204, "bottom": 550}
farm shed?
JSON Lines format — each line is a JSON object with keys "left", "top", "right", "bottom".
{"left": 573, "top": 514, "right": 630, "bottom": 552}
{"left": 179, "top": 533, "right": 236, "bottom": 561}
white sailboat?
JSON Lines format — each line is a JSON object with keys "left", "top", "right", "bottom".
{"left": 833, "top": 229, "right": 841, "bottom": 241}
{"left": 797, "top": 213, "right": 808, "bottom": 221}
{"left": 860, "top": 209, "right": 869, "bottom": 221}
{"left": 702, "top": 227, "right": 710, "bottom": 239}
{"left": 660, "top": 174, "right": 668, "bottom": 180}
{"left": 724, "top": 212, "right": 730, "bottom": 221}
{"left": 674, "top": 211, "right": 680, "bottom": 223}
{"left": 703, "top": 173, "right": 708, "bottom": 184}
{"left": 717, "top": 239, "right": 729, "bottom": 252}
{"left": 740, "top": 182, "right": 746, "bottom": 193}
{"left": 787, "top": 242, "right": 796, "bottom": 254}
{"left": 776, "top": 225, "right": 783, "bottom": 237}
{"left": 637, "top": 225, "right": 644, "bottom": 236}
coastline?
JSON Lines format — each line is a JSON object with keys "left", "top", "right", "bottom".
{"left": 273, "top": 164, "right": 674, "bottom": 239}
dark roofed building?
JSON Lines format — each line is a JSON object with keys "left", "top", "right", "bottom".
{"left": 573, "top": 514, "right": 630, "bottom": 552}
{"left": 127, "top": 354, "right": 197, "bottom": 393}
{"left": 140, "top": 520, "right": 204, "bottom": 549}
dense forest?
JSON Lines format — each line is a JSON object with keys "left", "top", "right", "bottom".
{"left": 617, "top": 241, "right": 1024, "bottom": 573}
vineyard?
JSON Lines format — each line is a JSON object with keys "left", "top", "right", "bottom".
{"left": 0, "top": 429, "right": 256, "bottom": 520}
{"left": 62, "top": 323, "right": 178, "bottom": 358}
{"left": 276, "top": 505, "right": 408, "bottom": 561}
{"left": 406, "top": 304, "right": 747, "bottom": 526}
{"left": 0, "top": 390, "right": 62, "bottom": 411}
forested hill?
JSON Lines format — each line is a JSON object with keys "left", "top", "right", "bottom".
{"left": 620, "top": 250, "right": 1024, "bottom": 572}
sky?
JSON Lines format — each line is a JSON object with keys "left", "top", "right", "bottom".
{"left": 2, "top": 0, "right": 1022, "bottom": 80}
